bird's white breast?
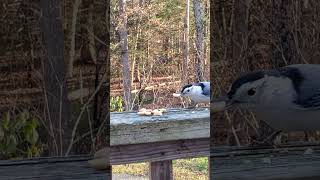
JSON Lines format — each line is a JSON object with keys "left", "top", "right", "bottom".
{"left": 188, "top": 86, "right": 210, "bottom": 103}
{"left": 190, "top": 94, "right": 210, "bottom": 103}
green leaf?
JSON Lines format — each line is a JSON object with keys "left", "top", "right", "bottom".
{"left": 29, "top": 117, "right": 38, "bottom": 129}
{"left": 12, "top": 113, "right": 27, "bottom": 131}
{"left": 25, "top": 128, "right": 38, "bottom": 144}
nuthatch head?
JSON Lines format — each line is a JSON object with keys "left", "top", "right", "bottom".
{"left": 181, "top": 82, "right": 211, "bottom": 104}
{"left": 220, "top": 64, "right": 320, "bottom": 131}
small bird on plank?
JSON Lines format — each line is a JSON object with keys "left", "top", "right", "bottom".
{"left": 180, "top": 82, "right": 210, "bottom": 107}
{"left": 218, "top": 64, "right": 320, "bottom": 145}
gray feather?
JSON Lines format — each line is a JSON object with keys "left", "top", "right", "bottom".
{"left": 287, "top": 64, "right": 320, "bottom": 109}
{"left": 195, "top": 82, "right": 210, "bottom": 96}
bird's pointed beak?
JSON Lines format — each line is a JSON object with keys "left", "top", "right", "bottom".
{"left": 212, "top": 96, "right": 234, "bottom": 110}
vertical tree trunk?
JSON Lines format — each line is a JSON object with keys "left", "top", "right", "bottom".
{"left": 119, "top": 0, "right": 132, "bottom": 111}
{"left": 272, "top": 0, "right": 297, "bottom": 67}
{"left": 67, "top": 0, "right": 82, "bottom": 77}
{"left": 163, "top": 36, "right": 170, "bottom": 60}
{"left": 131, "top": 0, "right": 144, "bottom": 85}
{"left": 193, "top": 0, "right": 204, "bottom": 82}
{"left": 182, "top": 0, "right": 190, "bottom": 85}
{"left": 39, "top": 0, "right": 72, "bottom": 156}
{"left": 99, "top": 0, "right": 111, "bottom": 176}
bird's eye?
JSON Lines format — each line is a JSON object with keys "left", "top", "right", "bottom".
{"left": 247, "top": 88, "right": 256, "bottom": 96}
{"left": 187, "top": 89, "right": 190, "bottom": 92}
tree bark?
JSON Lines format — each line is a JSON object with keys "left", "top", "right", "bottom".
{"left": 118, "top": 0, "right": 132, "bottom": 111}
{"left": 182, "top": 0, "right": 190, "bottom": 85}
{"left": 39, "top": 0, "right": 72, "bottom": 156}
{"left": 67, "top": 0, "right": 82, "bottom": 77}
{"left": 193, "top": 0, "right": 204, "bottom": 82}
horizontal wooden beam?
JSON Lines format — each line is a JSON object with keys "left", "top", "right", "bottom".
{"left": 0, "top": 156, "right": 109, "bottom": 179}
{"left": 211, "top": 144, "right": 320, "bottom": 180}
{"left": 110, "top": 138, "right": 210, "bottom": 165}
{"left": 110, "top": 108, "right": 210, "bottom": 146}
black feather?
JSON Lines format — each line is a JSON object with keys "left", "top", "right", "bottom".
{"left": 181, "top": 84, "right": 193, "bottom": 93}
{"left": 227, "top": 71, "right": 265, "bottom": 99}
{"left": 194, "top": 82, "right": 205, "bottom": 90}
{"left": 227, "top": 67, "right": 304, "bottom": 99}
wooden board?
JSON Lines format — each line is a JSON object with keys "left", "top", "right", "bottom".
{"left": 110, "top": 138, "right": 210, "bottom": 165}
{"left": 211, "top": 145, "right": 320, "bottom": 180}
{"left": 0, "top": 156, "right": 109, "bottom": 180}
{"left": 149, "top": 160, "right": 173, "bottom": 180}
{"left": 110, "top": 108, "right": 210, "bottom": 146}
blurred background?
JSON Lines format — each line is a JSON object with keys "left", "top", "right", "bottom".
{"left": 212, "top": 0, "right": 320, "bottom": 146}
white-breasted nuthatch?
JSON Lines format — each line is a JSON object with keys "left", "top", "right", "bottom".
{"left": 180, "top": 82, "right": 211, "bottom": 104}
{"left": 222, "top": 64, "right": 320, "bottom": 131}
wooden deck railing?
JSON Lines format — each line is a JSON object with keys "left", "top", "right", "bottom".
{"left": 3, "top": 108, "right": 320, "bottom": 180}
{"left": 110, "top": 108, "right": 210, "bottom": 180}
{"left": 211, "top": 143, "right": 320, "bottom": 180}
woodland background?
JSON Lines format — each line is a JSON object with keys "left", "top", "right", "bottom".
{"left": 110, "top": 0, "right": 210, "bottom": 112}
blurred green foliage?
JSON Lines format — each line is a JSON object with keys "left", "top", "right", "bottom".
{"left": 0, "top": 110, "right": 42, "bottom": 159}
{"left": 110, "top": 96, "right": 123, "bottom": 112}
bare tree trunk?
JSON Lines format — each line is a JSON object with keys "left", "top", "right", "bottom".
{"left": 163, "top": 36, "right": 170, "bottom": 60}
{"left": 67, "top": 0, "right": 82, "bottom": 77}
{"left": 131, "top": 0, "right": 144, "bottom": 85}
{"left": 272, "top": 0, "right": 297, "bottom": 67}
{"left": 39, "top": 0, "right": 72, "bottom": 156}
{"left": 119, "top": 0, "right": 132, "bottom": 111}
{"left": 182, "top": 0, "right": 190, "bottom": 85}
{"left": 193, "top": 0, "right": 204, "bottom": 82}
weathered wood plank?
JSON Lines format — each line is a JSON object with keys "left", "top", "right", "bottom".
{"left": 211, "top": 145, "right": 320, "bottom": 180}
{"left": 110, "top": 108, "right": 210, "bottom": 146}
{"left": 110, "top": 138, "right": 210, "bottom": 165}
{"left": 149, "top": 160, "right": 173, "bottom": 180}
{"left": 0, "top": 156, "right": 109, "bottom": 180}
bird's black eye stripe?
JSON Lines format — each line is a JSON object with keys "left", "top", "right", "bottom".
{"left": 247, "top": 88, "right": 256, "bottom": 96}
{"left": 181, "top": 84, "right": 192, "bottom": 93}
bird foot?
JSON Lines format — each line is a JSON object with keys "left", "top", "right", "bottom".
{"left": 185, "top": 102, "right": 198, "bottom": 109}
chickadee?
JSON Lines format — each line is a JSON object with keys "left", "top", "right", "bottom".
{"left": 222, "top": 64, "right": 320, "bottom": 131}
{"left": 181, "top": 82, "right": 211, "bottom": 104}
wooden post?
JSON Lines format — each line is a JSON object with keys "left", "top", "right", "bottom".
{"left": 149, "top": 160, "right": 173, "bottom": 180}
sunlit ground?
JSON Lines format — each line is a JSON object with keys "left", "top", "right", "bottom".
{"left": 112, "top": 157, "right": 208, "bottom": 180}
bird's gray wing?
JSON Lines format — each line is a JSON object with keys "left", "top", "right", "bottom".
{"left": 288, "top": 64, "right": 320, "bottom": 109}
{"left": 295, "top": 90, "right": 320, "bottom": 109}
{"left": 201, "top": 82, "right": 210, "bottom": 96}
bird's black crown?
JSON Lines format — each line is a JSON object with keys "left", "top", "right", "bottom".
{"left": 227, "top": 67, "right": 304, "bottom": 99}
